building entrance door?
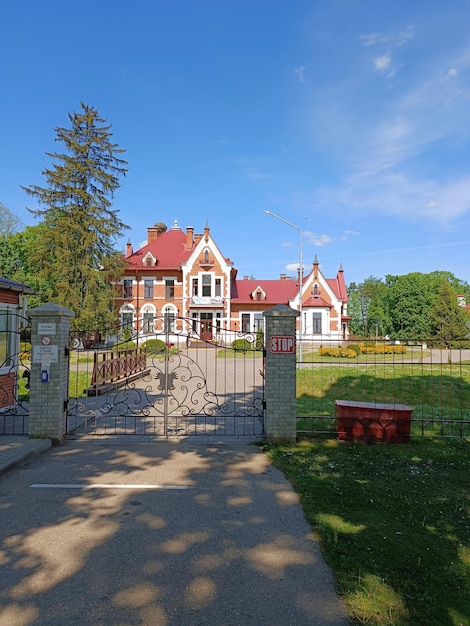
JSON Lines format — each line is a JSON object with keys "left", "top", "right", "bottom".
{"left": 200, "top": 312, "right": 213, "bottom": 341}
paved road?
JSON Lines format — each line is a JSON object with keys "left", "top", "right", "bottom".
{"left": 0, "top": 438, "right": 349, "bottom": 626}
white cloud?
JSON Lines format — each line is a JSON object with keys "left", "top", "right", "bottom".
{"left": 374, "top": 54, "right": 393, "bottom": 73}
{"left": 316, "top": 170, "right": 470, "bottom": 224}
{"left": 361, "top": 24, "right": 414, "bottom": 48}
{"left": 303, "top": 232, "right": 333, "bottom": 246}
{"left": 294, "top": 66, "right": 306, "bottom": 83}
{"left": 361, "top": 24, "right": 414, "bottom": 77}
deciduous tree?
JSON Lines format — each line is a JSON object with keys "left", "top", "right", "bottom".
{"left": 429, "top": 281, "right": 469, "bottom": 344}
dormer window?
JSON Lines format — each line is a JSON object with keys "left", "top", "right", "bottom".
{"left": 251, "top": 285, "right": 266, "bottom": 301}
{"left": 143, "top": 253, "right": 156, "bottom": 267}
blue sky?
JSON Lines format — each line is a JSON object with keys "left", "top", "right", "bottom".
{"left": 1, "top": 0, "right": 469, "bottom": 286}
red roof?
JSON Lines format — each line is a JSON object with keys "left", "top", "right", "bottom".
{"left": 327, "top": 272, "right": 348, "bottom": 302}
{"left": 125, "top": 228, "right": 193, "bottom": 270}
{"left": 231, "top": 279, "right": 298, "bottom": 304}
{"left": 303, "top": 296, "right": 332, "bottom": 308}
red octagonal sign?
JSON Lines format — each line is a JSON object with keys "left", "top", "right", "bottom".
{"left": 270, "top": 335, "right": 295, "bottom": 353}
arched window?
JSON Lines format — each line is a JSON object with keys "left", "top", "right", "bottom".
{"left": 142, "top": 305, "right": 156, "bottom": 334}
{"left": 162, "top": 305, "right": 177, "bottom": 333}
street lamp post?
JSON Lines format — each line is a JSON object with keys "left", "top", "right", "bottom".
{"left": 263, "top": 210, "right": 303, "bottom": 365}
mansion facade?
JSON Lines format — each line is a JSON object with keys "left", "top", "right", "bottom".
{"left": 114, "top": 220, "right": 350, "bottom": 344}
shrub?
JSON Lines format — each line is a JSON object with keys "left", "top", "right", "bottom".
{"left": 232, "top": 338, "right": 253, "bottom": 352}
{"left": 143, "top": 339, "right": 167, "bottom": 355}
{"left": 318, "top": 346, "right": 357, "bottom": 358}
{"left": 348, "top": 343, "right": 362, "bottom": 354}
{"left": 254, "top": 328, "right": 264, "bottom": 351}
{"left": 339, "top": 347, "right": 358, "bottom": 358}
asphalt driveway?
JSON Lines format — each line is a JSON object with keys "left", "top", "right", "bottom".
{"left": 0, "top": 438, "right": 349, "bottom": 625}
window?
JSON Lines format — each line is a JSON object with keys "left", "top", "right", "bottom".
{"left": 204, "top": 249, "right": 209, "bottom": 263}
{"left": 242, "top": 314, "right": 250, "bottom": 333}
{"left": 0, "top": 311, "right": 12, "bottom": 367}
{"left": 143, "top": 311, "right": 154, "bottom": 333}
{"left": 254, "top": 313, "right": 263, "bottom": 331}
{"left": 144, "top": 280, "right": 153, "bottom": 298}
{"left": 192, "top": 312, "right": 198, "bottom": 333}
{"left": 216, "top": 312, "right": 221, "bottom": 331}
{"left": 123, "top": 279, "right": 133, "bottom": 298}
{"left": 312, "top": 312, "right": 322, "bottom": 334}
{"left": 146, "top": 257, "right": 153, "bottom": 267}
{"left": 215, "top": 278, "right": 221, "bottom": 297}
{"left": 255, "top": 291, "right": 262, "bottom": 301}
{"left": 192, "top": 278, "right": 198, "bottom": 297}
{"left": 122, "top": 311, "right": 133, "bottom": 329}
{"left": 164, "top": 310, "right": 175, "bottom": 332}
{"left": 165, "top": 279, "right": 175, "bottom": 299}
{"left": 202, "top": 274, "right": 211, "bottom": 297}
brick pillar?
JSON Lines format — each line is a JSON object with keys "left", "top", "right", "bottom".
{"left": 28, "top": 303, "right": 75, "bottom": 443}
{"left": 263, "top": 304, "right": 299, "bottom": 443}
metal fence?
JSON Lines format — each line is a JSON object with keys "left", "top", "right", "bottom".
{"left": 296, "top": 339, "right": 470, "bottom": 438}
{"left": 0, "top": 311, "right": 31, "bottom": 435}
{"left": 66, "top": 316, "right": 265, "bottom": 438}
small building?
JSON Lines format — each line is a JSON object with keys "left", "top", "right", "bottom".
{"left": 114, "top": 220, "right": 349, "bottom": 344}
{"left": 0, "top": 277, "right": 34, "bottom": 410}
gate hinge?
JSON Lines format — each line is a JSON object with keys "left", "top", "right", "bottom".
{"left": 262, "top": 348, "right": 266, "bottom": 358}
{"left": 63, "top": 400, "right": 68, "bottom": 412}
{"left": 64, "top": 347, "right": 70, "bottom": 357}
{"left": 263, "top": 400, "right": 267, "bottom": 410}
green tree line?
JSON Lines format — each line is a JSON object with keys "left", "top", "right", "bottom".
{"left": 348, "top": 273, "right": 470, "bottom": 343}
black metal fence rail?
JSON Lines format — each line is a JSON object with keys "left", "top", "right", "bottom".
{"left": 296, "top": 338, "right": 470, "bottom": 438}
{"left": 0, "top": 311, "right": 31, "bottom": 435}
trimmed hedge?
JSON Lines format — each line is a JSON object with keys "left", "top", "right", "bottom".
{"left": 319, "top": 343, "right": 408, "bottom": 359}
{"left": 319, "top": 347, "right": 358, "bottom": 358}
{"left": 232, "top": 338, "right": 253, "bottom": 352}
{"left": 143, "top": 339, "right": 167, "bottom": 354}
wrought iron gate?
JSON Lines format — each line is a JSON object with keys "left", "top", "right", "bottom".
{"left": 0, "top": 311, "right": 31, "bottom": 435}
{"left": 67, "top": 316, "right": 265, "bottom": 438}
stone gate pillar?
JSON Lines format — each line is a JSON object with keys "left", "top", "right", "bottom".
{"left": 28, "top": 303, "right": 74, "bottom": 443}
{"left": 263, "top": 304, "right": 299, "bottom": 443}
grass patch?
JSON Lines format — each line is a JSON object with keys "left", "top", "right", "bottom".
{"left": 296, "top": 364, "right": 470, "bottom": 437}
{"left": 217, "top": 349, "right": 262, "bottom": 358}
{"left": 264, "top": 437, "right": 470, "bottom": 626}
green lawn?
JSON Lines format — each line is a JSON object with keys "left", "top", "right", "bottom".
{"left": 296, "top": 363, "right": 470, "bottom": 437}
{"left": 264, "top": 437, "right": 470, "bottom": 626}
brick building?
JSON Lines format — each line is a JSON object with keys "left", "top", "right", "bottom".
{"left": 114, "top": 220, "right": 350, "bottom": 343}
{"left": 0, "top": 277, "right": 33, "bottom": 409}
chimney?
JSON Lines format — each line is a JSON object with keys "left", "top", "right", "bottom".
{"left": 147, "top": 226, "right": 158, "bottom": 244}
{"left": 194, "top": 233, "right": 202, "bottom": 244}
{"left": 126, "top": 239, "right": 133, "bottom": 258}
{"left": 186, "top": 226, "right": 194, "bottom": 249}
{"left": 243, "top": 275, "right": 249, "bottom": 280}
{"left": 280, "top": 273, "right": 286, "bottom": 280}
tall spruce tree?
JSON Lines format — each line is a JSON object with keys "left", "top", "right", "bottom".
{"left": 22, "top": 103, "right": 129, "bottom": 329}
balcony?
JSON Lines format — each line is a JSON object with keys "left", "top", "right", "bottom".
{"left": 198, "top": 258, "right": 215, "bottom": 268}
{"left": 190, "top": 296, "right": 224, "bottom": 308}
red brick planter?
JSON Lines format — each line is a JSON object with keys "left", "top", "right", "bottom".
{"left": 334, "top": 400, "right": 413, "bottom": 443}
